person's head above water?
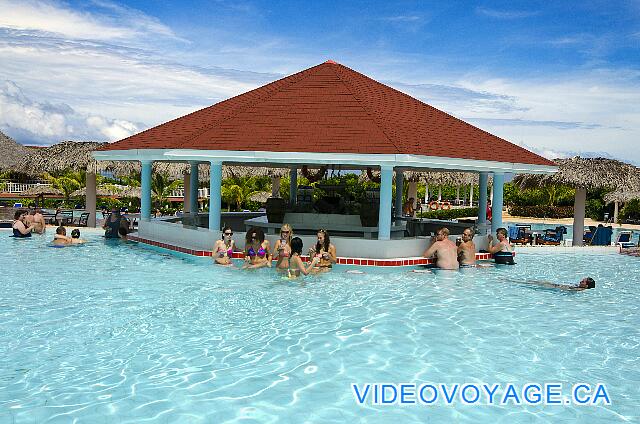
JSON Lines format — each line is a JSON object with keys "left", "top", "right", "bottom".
{"left": 71, "top": 229, "right": 80, "bottom": 238}
{"left": 579, "top": 277, "right": 596, "bottom": 289}
{"left": 290, "top": 237, "right": 303, "bottom": 256}
{"left": 56, "top": 226, "right": 66, "bottom": 235}
{"left": 496, "top": 227, "right": 508, "bottom": 239}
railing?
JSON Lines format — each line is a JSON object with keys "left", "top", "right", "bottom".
{"left": 0, "top": 181, "right": 53, "bottom": 194}
{"left": 169, "top": 188, "right": 210, "bottom": 198}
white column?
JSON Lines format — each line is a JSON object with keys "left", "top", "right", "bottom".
{"left": 456, "top": 185, "right": 460, "bottom": 204}
{"left": 183, "top": 171, "right": 191, "bottom": 213}
{"left": 572, "top": 187, "right": 587, "bottom": 247}
{"left": 378, "top": 166, "right": 393, "bottom": 240}
{"left": 424, "top": 183, "right": 429, "bottom": 204}
{"left": 437, "top": 186, "right": 442, "bottom": 202}
{"left": 271, "top": 176, "right": 281, "bottom": 198}
{"left": 86, "top": 171, "right": 96, "bottom": 227}
{"left": 614, "top": 201, "right": 619, "bottom": 224}
{"left": 469, "top": 183, "right": 474, "bottom": 206}
{"left": 189, "top": 162, "right": 198, "bottom": 215}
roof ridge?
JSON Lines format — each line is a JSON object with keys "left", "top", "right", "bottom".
{"left": 174, "top": 64, "right": 326, "bottom": 148}
{"left": 331, "top": 64, "right": 403, "bottom": 154}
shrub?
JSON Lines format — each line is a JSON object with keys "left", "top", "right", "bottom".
{"left": 620, "top": 199, "right": 640, "bottom": 221}
{"left": 417, "top": 207, "right": 478, "bottom": 220}
{"left": 508, "top": 205, "right": 574, "bottom": 219}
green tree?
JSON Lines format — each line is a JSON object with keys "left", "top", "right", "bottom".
{"left": 44, "top": 170, "right": 86, "bottom": 202}
{"left": 151, "top": 173, "right": 181, "bottom": 208}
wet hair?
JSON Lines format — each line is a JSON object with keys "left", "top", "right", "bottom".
{"left": 245, "top": 227, "right": 265, "bottom": 244}
{"left": 316, "top": 229, "right": 330, "bottom": 253}
{"left": 221, "top": 226, "right": 232, "bottom": 240}
{"left": 56, "top": 226, "right": 66, "bottom": 235}
{"left": 290, "top": 237, "right": 303, "bottom": 256}
{"left": 583, "top": 277, "right": 596, "bottom": 289}
{"left": 118, "top": 226, "right": 128, "bottom": 237}
{"left": 496, "top": 227, "right": 508, "bottom": 237}
{"left": 437, "top": 227, "right": 450, "bottom": 237}
{"left": 14, "top": 209, "right": 26, "bottom": 220}
{"left": 71, "top": 229, "right": 80, "bottom": 238}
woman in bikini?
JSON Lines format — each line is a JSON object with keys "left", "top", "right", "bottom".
{"left": 273, "top": 224, "right": 293, "bottom": 271}
{"left": 308, "top": 229, "right": 337, "bottom": 272}
{"left": 243, "top": 227, "right": 272, "bottom": 269}
{"left": 212, "top": 226, "right": 236, "bottom": 265}
{"left": 287, "top": 237, "right": 320, "bottom": 278}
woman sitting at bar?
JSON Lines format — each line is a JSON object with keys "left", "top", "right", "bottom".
{"left": 212, "top": 226, "right": 236, "bottom": 265}
{"left": 308, "top": 229, "right": 337, "bottom": 272}
{"left": 273, "top": 224, "right": 293, "bottom": 271}
{"left": 243, "top": 227, "right": 272, "bottom": 269}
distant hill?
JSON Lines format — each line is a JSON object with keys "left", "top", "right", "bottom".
{"left": 0, "top": 130, "right": 29, "bottom": 171}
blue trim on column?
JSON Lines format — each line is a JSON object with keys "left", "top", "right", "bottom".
{"left": 478, "top": 172, "right": 488, "bottom": 224}
{"left": 209, "top": 162, "right": 222, "bottom": 231}
{"left": 378, "top": 166, "right": 393, "bottom": 240}
{"left": 491, "top": 173, "right": 504, "bottom": 234}
{"left": 141, "top": 160, "right": 152, "bottom": 220}
{"left": 289, "top": 167, "right": 298, "bottom": 205}
{"left": 189, "top": 161, "right": 199, "bottom": 214}
{"left": 394, "top": 168, "right": 404, "bottom": 219}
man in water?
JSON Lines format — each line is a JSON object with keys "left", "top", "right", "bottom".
{"left": 32, "top": 209, "right": 46, "bottom": 234}
{"left": 457, "top": 227, "right": 476, "bottom": 267}
{"left": 522, "top": 277, "right": 595, "bottom": 291}
{"left": 422, "top": 227, "right": 459, "bottom": 270}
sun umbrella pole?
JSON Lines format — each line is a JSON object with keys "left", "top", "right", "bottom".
{"left": 572, "top": 187, "right": 587, "bottom": 247}
{"left": 86, "top": 171, "right": 97, "bottom": 227}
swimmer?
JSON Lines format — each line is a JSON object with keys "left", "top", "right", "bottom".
{"left": 212, "top": 226, "right": 235, "bottom": 265}
{"left": 70, "top": 228, "right": 86, "bottom": 244}
{"left": 286, "top": 237, "right": 320, "bottom": 277}
{"left": 308, "top": 229, "right": 337, "bottom": 272}
{"left": 243, "top": 227, "right": 271, "bottom": 269}
{"left": 52, "top": 226, "right": 72, "bottom": 245}
{"left": 422, "top": 227, "right": 459, "bottom": 270}
{"left": 519, "top": 277, "right": 596, "bottom": 291}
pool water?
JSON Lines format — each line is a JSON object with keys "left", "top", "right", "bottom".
{"left": 1, "top": 230, "right": 638, "bottom": 423}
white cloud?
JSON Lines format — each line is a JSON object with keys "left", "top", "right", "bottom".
{"left": 0, "top": 0, "right": 176, "bottom": 42}
{"left": 0, "top": 80, "right": 141, "bottom": 144}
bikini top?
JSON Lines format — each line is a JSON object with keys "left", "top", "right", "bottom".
{"left": 247, "top": 246, "right": 266, "bottom": 258}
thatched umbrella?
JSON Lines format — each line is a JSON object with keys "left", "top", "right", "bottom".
{"left": 71, "top": 185, "right": 141, "bottom": 198}
{"left": 0, "top": 131, "right": 29, "bottom": 172}
{"left": 20, "top": 185, "right": 63, "bottom": 207}
{"left": 248, "top": 191, "right": 272, "bottom": 203}
{"left": 604, "top": 190, "right": 640, "bottom": 224}
{"left": 514, "top": 157, "right": 640, "bottom": 245}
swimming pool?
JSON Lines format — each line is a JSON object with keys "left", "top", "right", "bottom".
{"left": 1, "top": 230, "right": 638, "bottom": 423}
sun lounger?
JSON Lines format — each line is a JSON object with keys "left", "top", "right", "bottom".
{"left": 615, "top": 231, "right": 635, "bottom": 248}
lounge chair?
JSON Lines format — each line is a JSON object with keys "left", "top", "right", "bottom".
{"left": 59, "top": 210, "right": 74, "bottom": 225}
{"left": 615, "top": 231, "right": 635, "bottom": 248}
{"left": 536, "top": 226, "right": 567, "bottom": 245}
{"left": 589, "top": 225, "right": 613, "bottom": 246}
{"left": 509, "top": 224, "right": 532, "bottom": 245}
{"left": 75, "top": 212, "right": 90, "bottom": 227}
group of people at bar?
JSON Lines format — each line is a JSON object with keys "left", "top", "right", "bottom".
{"left": 212, "top": 225, "right": 337, "bottom": 278}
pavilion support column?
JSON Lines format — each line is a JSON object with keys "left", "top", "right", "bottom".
{"left": 469, "top": 182, "right": 474, "bottom": 206}
{"left": 183, "top": 171, "right": 191, "bottom": 214}
{"left": 456, "top": 185, "right": 460, "bottom": 205}
{"left": 189, "top": 162, "right": 199, "bottom": 215}
{"left": 271, "top": 176, "right": 281, "bottom": 198}
{"left": 290, "top": 167, "right": 298, "bottom": 206}
{"left": 478, "top": 172, "right": 489, "bottom": 224}
{"left": 438, "top": 186, "right": 442, "bottom": 202}
{"left": 491, "top": 173, "right": 504, "bottom": 235}
{"left": 86, "top": 171, "right": 96, "bottom": 227}
{"left": 407, "top": 181, "right": 417, "bottom": 216}
{"left": 141, "top": 160, "right": 152, "bottom": 221}
{"left": 613, "top": 201, "right": 619, "bottom": 224}
{"left": 572, "top": 187, "right": 587, "bottom": 247}
{"left": 209, "top": 161, "right": 222, "bottom": 232}
{"left": 394, "top": 168, "right": 404, "bottom": 220}
{"left": 425, "top": 183, "right": 429, "bottom": 203}
{"left": 378, "top": 166, "right": 393, "bottom": 240}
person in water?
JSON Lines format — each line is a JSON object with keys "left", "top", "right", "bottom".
{"left": 243, "top": 227, "right": 272, "bottom": 269}
{"left": 488, "top": 227, "right": 515, "bottom": 264}
{"left": 32, "top": 209, "right": 47, "bottom": 234}
{"left": 308, "top": 229, "right": 336, "bottom": 272}
{"left": 287, "top": 237, "right": 320, "bottom": 277}
{"left": 457, "top": 227, "right": 476, "bottom": 267}
{"left": 52, "top": 226, "right": 71, "bottom": 245}
{"left": 273, "top": 224, "right": 293, "bottom": 271}
{"left": 103, "top": 208, "right": 130, "bottom": 239}
{"left": 521, "top": 277, "right": 595, "bottom": 291}
{"left": 70, "top": 228, "right": 86, "bottom": 244}
{"left": 212, "top": 226, "right": 235, "bottom": 265}
{"left": 12, "top": 210, "right": 34, "bottom": 238}
{"left": 422, "top": 227, "right": 459, "bottom": 270}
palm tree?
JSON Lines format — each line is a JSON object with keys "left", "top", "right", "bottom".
{"left": 221, "top": 176, "right": 267, "bottom": 211}
{"left": 44, "top": 170, "right": 86, "bottom": 202}
{"left": 151, "top": 173, "right": 182, "bottom": 208}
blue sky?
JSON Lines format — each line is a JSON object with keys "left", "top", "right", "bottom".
{"left": 0, "top": 0, "right": 639, "bottom": 163}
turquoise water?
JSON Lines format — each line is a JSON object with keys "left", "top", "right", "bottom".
{"left": 1, "top": 230, "right": 639, "bottom": 423}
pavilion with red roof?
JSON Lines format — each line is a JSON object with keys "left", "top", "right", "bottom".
{"left": 94, "top": 60, "right": 555, "bottom": 260}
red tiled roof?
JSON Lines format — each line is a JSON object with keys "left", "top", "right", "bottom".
{"left": 101, "top": 61, "right": 554, "bottom": 166}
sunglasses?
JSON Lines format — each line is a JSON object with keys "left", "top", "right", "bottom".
{"left": 281, "top": 230, "right": 290, "bottom": 234}
{"left": 224, "top": 232, "right": 233, "bottom": 236}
